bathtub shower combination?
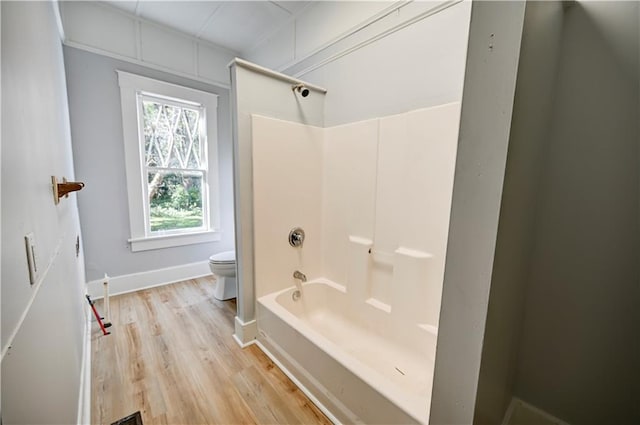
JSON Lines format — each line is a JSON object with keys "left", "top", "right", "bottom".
{"left": 249, "top": 99, "right": 461, "bottom": 424}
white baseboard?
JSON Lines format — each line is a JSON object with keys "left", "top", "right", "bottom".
{"left": 233, "top": 316, "right": 257, "bottom": 347}
{"left": 503, "top": 397, "right": 571, "bottom": 425}
{"left": 86, "top": 261, "right": 211, "bottom": 299}
{"left": 77, "top": 303, "right": 92, "bottom": 425}
{"left": 233, "top": 333, "right": 255, "bottom": 348}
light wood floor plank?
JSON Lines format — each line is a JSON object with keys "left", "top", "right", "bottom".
{"left": 232, "top": 365, "right": 300, "bottom": 425}
{"left": 91, "top": 276, "right": 332, "bottom": 425}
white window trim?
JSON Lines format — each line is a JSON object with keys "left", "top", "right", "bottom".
{"left": 118, "top": 70, "right": 221, "bottom": 252}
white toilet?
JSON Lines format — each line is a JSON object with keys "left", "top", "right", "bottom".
{"left": 208, "top": 250, "right": 237, "bottom": 300}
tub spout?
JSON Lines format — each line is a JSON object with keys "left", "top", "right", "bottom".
{"left": 293, "top": 270, "right": 307, "bottom": 282}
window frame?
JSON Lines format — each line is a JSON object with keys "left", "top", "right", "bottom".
{"left": 118, "top": 70, "right": 220, "bottom": 252}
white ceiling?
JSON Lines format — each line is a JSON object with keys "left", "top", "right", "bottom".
{"left": 104, "top": 1, "right": 312, "bottom": 53}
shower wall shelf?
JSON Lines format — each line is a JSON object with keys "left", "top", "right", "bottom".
{"left": 52, "top": 176, "right": 85, "bottom": 205}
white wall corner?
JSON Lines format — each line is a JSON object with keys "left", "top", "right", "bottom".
{"left": 86, "top": 261, "right": 211, "bottom": 299}
{"left": 233, "top": 316, "right": 257, "bottom": 347}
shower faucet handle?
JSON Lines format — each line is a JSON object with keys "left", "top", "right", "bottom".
{"left": 293, "top": 270, "right": 307, "bottom": 282}
{"left": 289, "top": 227, "right": 305, "bottom": 247}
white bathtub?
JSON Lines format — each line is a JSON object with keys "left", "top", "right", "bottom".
{"left": 256, "top": 279, "right": 437, "bottom": 424}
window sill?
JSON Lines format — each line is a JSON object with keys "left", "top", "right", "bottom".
{"left": 128, "top": 230, "right": 221, "bottom": 252}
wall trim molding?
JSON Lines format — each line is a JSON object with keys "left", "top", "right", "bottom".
{"left": 86, "top": 261, "right": 211, "bottom": 299}
{"left": 77, "top": 305, "right": 92, "bottom": 425}
{"left": 62, "top": 0, "right": 237, "bottom": 59}
{"left": 266, "top": 0, "right": 462, "bottom": 78}
{"left": 279, "top": 0, "right": 410, "bottom": 73}
{"left": 233, "top": 316, "right": 257, "bottom": 347}
{"left": 502, "top": 398, "right": 571, "bottom": 425}
{"left": 63, "top": 41, "right": 231, "bottom": 90}
{"left": 58, "top": 1, "right": 238, "bottom": 90}
{"left": 245, "top": 0, "right": 405, "bottom": 71}
{"left": 1, "top": 237, "right": 63, "bottom": 360}
{"left": 291, "top": 0, "right": 462, "bottom": 78}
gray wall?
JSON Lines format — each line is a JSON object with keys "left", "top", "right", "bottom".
{"left": 63, "top": 46, "right": 235, "bottom": 282}
{"left": 475, "top": 2, "right": 639, "bottom": 424}
{"left": 1, "top": 2, "right": 86, "bottom": 423}
{"left": 513, "top": 2, "right": 639, "bottom": 423}
{"left": 474, "top": 2, "right": 565, "bottom": 423}
{"left": 301, "top": 1, "right": 471, "bottom": 127}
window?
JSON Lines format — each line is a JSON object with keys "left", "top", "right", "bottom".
{"left": 118, "top": 71, "right": 220, "bottom": 251}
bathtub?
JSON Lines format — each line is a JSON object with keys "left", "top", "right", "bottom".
{"left": 256, "top": 279, "right": 437, "bottom": 424}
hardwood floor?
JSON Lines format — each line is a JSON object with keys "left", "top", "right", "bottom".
{"left": 91, "top": 276, "right": 331, "bottom": 425}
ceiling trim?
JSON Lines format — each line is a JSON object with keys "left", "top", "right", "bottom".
{"left": 258, "top": 0, "right": 457, "bottom": 78}
{"left": 291, "top": 0, "right": 462, "bottom": 78}
{"left": 277, "top": 0, "right": 410, "bottom": 68}
{"left": 64, "top": 39, "right": 231, "bottom": 90}
{"left": 95, "top": 1, "right": 239, "bottom": 57}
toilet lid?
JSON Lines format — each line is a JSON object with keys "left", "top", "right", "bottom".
{"left": 209, "top": 250, "right": 235, "bottom": 264}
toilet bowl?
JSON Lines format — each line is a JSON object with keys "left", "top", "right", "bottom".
{"left": 209, "top": 250, "right": 237, "bottom": 300}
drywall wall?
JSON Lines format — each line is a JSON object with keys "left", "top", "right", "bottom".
{"left": 63, "top": 46, "right": 235, "bottom": 283}
{"left": 473, "top": 2, "right": 565, "bottom": 423}
{"left": 429, "top": 2, "right": 526, "bottom": 424}
{"left": 1, "top": 1, "right": 86, "bottom": 423}
{"left": 249, "top": 0, "right": 472, "bottom": 127}
{"left": 513, "top": 2, "right": 640, "bottom": 423}
{"left": 59, "top": 1, "right": 237, "bottom": 88}
{"left": 300, "top": 1, "right": 471, "bottom": 126}
{"left": 230, "top": 62, "right": 325, "bottom": 334}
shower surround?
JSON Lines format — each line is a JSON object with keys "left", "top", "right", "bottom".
{"left": 252, "top": 103, "right": 461, "bottom": 423}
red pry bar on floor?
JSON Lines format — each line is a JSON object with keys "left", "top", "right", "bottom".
{"left": 86, "top": 294, "right": 111, "bottom": 336}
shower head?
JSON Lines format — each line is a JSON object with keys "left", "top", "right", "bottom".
{"left": 292, "top": 83, "right": 310, "bottom": 98}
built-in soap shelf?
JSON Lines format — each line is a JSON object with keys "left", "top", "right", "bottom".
{"left": 365, "top": 297, "right": 391, "bottom": 313}
{"left": 347, "top": 235, "right": 432, "bottom": 265}
{"left": 395, "top": 246, "right": 433, "bottom": 260}
{"left": 347, "top": 234, "right": 435, "bottom": 325}
{"left": 348, "top": 235, "right": 373, "bottom": 246}
{"left": 370, "top": 249, "right": 394, "bottom": 266}
{"left": 418, "top": 323, "right": 438, "bottom": 336}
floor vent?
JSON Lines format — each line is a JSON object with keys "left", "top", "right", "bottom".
{"left": 111, "top": 411, "right": 143, "bottom": 425}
